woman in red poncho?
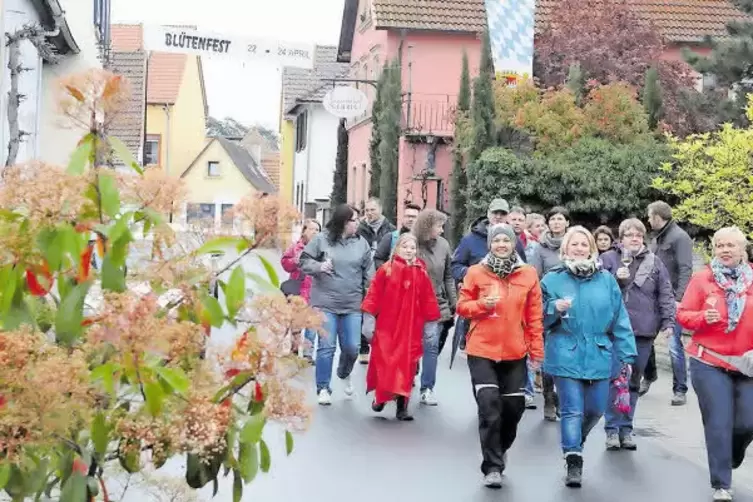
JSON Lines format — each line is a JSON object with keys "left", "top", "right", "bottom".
{"left": 362, "top": 233, "right": 441, "bottom": 421}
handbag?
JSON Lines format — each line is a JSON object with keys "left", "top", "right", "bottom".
{"left": 280, "top": 277, "right": 303, "bottom": 297}
{"left": 699, "top": 345, "right": 753, "bottom": 378}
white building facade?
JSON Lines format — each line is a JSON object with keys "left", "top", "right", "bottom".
{"left": 291, "top": 102, "right": 340, "bottom": 226}
{"left": 0, "top": 0, "right": 109, "bottom": 166}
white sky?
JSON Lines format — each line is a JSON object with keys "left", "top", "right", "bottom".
{"left": 112, "top": 0, "right": 345, "bottom": 130}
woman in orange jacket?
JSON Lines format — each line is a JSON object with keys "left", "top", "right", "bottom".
{"left": 457, "top": 223, "right": 544, "bottom": 489}
{"left": 677, "top": 226, "right": 753, "bottom": 502}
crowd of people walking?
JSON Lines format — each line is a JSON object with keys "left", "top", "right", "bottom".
{"left": 280, "top": 197, "right": 752, "bottom": 502}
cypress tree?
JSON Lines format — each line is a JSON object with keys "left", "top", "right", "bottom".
{"left": 369, "top": 64, "right": 388, "bottom": 197}
{"left": 330, "top": 118, "right": 348, "bottom": 207}
{"left": 466, "top": 31, "right": 497, "bottom": 227}
{"left": 449, "top": 51, "right": 471, "bottom": 246}
{"left": 378, "top": 59, "right": 402, "bottom": 223}
{"left": 565, "top": 62, "right": 586, "bottom": 105}
{"left": 642, "top": 66, "right": 663, "bottom": 130}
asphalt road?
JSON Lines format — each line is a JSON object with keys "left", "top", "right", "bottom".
{"left": 204, "top": 349, "right": 753, "bottom": 502}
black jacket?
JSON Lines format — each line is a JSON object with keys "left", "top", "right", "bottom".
{"left": 357, "top": 218, "right": 396, "bottom": 250}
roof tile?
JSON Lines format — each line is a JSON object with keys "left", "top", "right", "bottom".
{"left": 372, "top": 0, "right": 487, "bottom": 32}
{"left": 111, "top": 24, "right": 143, "bottom": 51}
{"left": 281, "top": 45, "right": 349, "bottom": 117}
{"left": 147, "top": 52, "right": 187, "bottom": 104}
{"left": 536, "top": 0, "right": 749, "bottom": 43}
{"left": 108, "top": 51, "right": 147, "bottom": 160}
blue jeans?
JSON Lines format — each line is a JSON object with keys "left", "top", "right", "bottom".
{"left": 524, "top": 367, "right": 535, "bottom": 397}
{"left": 554, "top": 376, "right": 611, "bottom": 455}
{"left": 315, "top": 312, "right": 361, "bottom": 393}
{"left": 669, "top": 321, "right": 688, "bottom": 394}
{"left": 420, "top": 322, "right": 439, "bottom": 391}
{"left": 605, "top": 337, "right": 654, "bottom": 435}
{"left": 691, "top": 358, "right": 753, "bottom": 490}
{"left": 302, "top": 328, "right": 316, "bottom": 357}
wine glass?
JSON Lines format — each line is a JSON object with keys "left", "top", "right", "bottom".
{"left": 621, "top": 252, "right": 634, "bottom": 268}
{"left": 706, "top": 296, "right": 718, "bottom": 308}
{"left": 485, "top": 284, "right": 501, "bottom": 318}
{"left": 561, "top": 295, "right": 575, "bottom": 319}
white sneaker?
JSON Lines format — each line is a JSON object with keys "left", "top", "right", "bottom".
{"left": 342, "top": 375, "right": 354, "bottom": 396}
{"left": 317, "top": 389, "right": 332, "bottom": 406}
{"left": 483, "top": 471, "right": 502, "bottom": 489}
{"left": 713, "top": 488, "right": 733, "bottom": 501}
{"left": 420, "top": 389, "right": 438, "bottom": 406}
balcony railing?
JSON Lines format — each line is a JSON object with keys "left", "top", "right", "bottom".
{"left": 403, "top": 94, "right": 457, "bottom": 137}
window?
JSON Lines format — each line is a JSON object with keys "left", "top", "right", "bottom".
{"left": 221, "top": 204, "right": 234, "bottom": 228}
{"left": 295, "top": 112, "right": 307, "bottom": 152}
{"left": 207, "top": 161, "right": 220, "bottom": 177}
{"left": 144, "top": 136, "right": 160, "bottom": 166}
{"left": 186, "top": 203, "right": 216, "bottom": 223}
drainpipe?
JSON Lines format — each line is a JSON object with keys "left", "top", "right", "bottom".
{"left": 163, "top": 104, "right": 171, "bottom": 175}
{"left": 303, "top": 107, "right": 313, "bottom": 206}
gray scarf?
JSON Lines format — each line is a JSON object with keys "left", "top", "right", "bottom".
{"left": 563, "top": 257, "right": 599, "bottom": 278}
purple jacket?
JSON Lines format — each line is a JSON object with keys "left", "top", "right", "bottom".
{"left": 601, "top": 248, "right": 675, "bottom": 338}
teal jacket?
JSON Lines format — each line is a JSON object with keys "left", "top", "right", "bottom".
{"left": 541, "top": 266, "right": 637, "bottom": 380}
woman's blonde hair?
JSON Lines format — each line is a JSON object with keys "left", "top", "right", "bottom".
{"left": 412, "top": 209, "right": 447, "bottom": 243}
{"left": 712, "top": 226, "right": 748, "bottom": 251}
{"left": 525, "top": 213, "right": 545, "bottom": 230}
{"left": 560, "top": 226, "right": 598, "bottom": 260}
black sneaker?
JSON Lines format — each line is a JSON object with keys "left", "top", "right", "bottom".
{"left": 564, "top": 454, "right": 583, "bottom": 488}
{"left": 371, "top": 400, "right": 385, "bottom": 412}
{"left": 395, "top": 396, "right": 413, "bottom": 421}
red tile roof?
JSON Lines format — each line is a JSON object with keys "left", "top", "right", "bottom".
{"left": 111, "top": 24, "right": 143, "bottom": 51}
{"left": 536, "top": 0, "right": 749, "bottom": 43}
{"left": 146, "top": 53, "right": 187, "bottom": 105}
{"left": 372, "top": 0, "right": 487, "bottom": 32}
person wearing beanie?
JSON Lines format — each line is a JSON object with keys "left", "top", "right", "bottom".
{"left": 456, "top": 223, "right": 544, "bottom": 489}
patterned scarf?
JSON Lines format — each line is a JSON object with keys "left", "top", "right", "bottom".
{"left": 541, "top": 231, "right": 564, "bottom": 250}
{"left": 482, "top": 253, "right": 517, "bottom": 279}
{"left": 710, "top": 258, "right": 753, "bottom": 333}
{"left": 563, "top": 257, "right": 599, "bottom": 278}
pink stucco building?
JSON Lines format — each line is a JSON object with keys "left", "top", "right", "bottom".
{"left": 336, "top": 0, "right": 485, "bottom": 221}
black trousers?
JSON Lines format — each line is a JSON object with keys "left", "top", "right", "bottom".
{"left": 644, "top": 344, "right": 658, "bottom": 382}
{"left": 468, "top": 355, "right": 527, "bottom": 475}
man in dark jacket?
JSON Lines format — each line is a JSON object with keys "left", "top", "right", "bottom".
{"left": 373, "top": 203, "right": 421, "bottom": 268}
{"left": 645, "top": 201, "right": 694, "bottom": 406}
{"left": 451, "top": 199, "right": 524, "bottom": 351}
{"left": 356, "top": 198, "right": 396, "bottom": 363}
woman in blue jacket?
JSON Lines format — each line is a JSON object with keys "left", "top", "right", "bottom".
{"left": 541, "top": 226, "right": 637, "bottom": 489}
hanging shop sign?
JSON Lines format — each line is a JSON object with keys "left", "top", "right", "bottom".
{"left": 322, "top": 86, "right": 369, "bottom": 118}
{"left": 143, "top": 25, "right": 314, "bottom": 69}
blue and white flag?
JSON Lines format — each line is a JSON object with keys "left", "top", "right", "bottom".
{"left": 484, "top": 0, "right": 535, "bottom": 81}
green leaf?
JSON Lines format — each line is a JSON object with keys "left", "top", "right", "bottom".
{"left": 109, "top": 136, "right": 144, "bottom": 174}
{"left": 240, "top": 414, "right": 266, "bottom": 444}
{"left": 101, "top": 256, "right": 126, "bottom": 292}
{"left": 232, "top": 469, "right": 243, "bottom": 502}
{"left": 0, "top": 267, "right": 19, "bottom": 318}
{"left": 67, "top": 135, "right": 93, "bottom": 174}
{"left": 259, "top": 439, "right": 271, "bottom": 473}
{"left": 195, "top": 236, "right": 245, "bottom": 256}
{"left": 144, "top": 380, "right": 164, "bottom": 416}
{"left": 98, "top": 172, "right": 121, "bottom": 218}
{"left": 200, "top": 293, "right": 225, "bottom": 328}
{"left": 238, "top": 443, "right": 258, "bottom": 483}
{"left": 91, "top": 413, "right": 109, "bottom": 456}
{"left": 59, "top": 471, "right": 87, "bottom": 502}
{"left": 247, "top": 272, "right": 283, "bottom": 295}
{"left": 225, "top": 266, "right": 246, "bottom": 319}
{"left": 155, "top": 366, "right": 190, "bottom": 395}
{"left": 0, "top": 463, "right": 10, "bottom": 490}
{"left": 285, "top": 430, "right": 294, "bottom": 456}
{"left": 90, "top": 362, "right": 119, "bottom": 395}
{"left": 257, "top": 254, "right": 280, "bottom": 287}
{"left": 55, "top": 282, "right": 90, "bottom": 346}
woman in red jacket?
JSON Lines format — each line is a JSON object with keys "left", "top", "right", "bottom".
{"left": 281, "top": 219, "right": 321, "bottom": 362}
{"left": 361, "top": 233, "right": 441, "bottom": 421}
{"left": 678, "top": 226, "right": 753, "bottom": 502}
